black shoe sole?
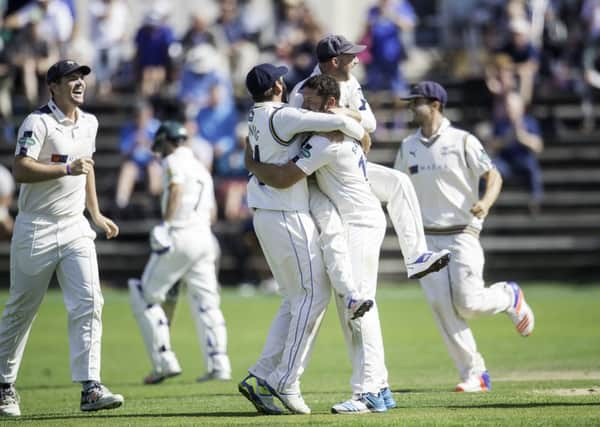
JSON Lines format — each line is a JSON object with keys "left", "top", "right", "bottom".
{"left": 411, "top": 253, "right": 451, "bottom": 279}
{"left": 351, "top": 300, "right": 374, "bottom": 320}
{"left": 238, "top": 382, "right": 282, "bottom": 415}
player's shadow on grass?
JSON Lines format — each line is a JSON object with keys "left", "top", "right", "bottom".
{"left": 18, "top": 411, "right": 263, "bottom": 421}
{"left": 447, "top": 402, "right": 600, "bottom": 409}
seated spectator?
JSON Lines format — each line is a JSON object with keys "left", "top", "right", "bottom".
{"left": 184, "top": 118, "right": 214, "bottom": 171}
{"left": 178, "top": 43, "right": 237, "bottom": 167}
{"left": 496, "top": 18, "right": 540, "bottom": 104}
{"left": 134, "top": 5, "right": 176, "bottom": 96}
{"left": 181, "top": 13, "right": 217, "bottom": 52}
{"left": 89, "top": 0, "right": 129, "bottom": 97}
{"left": 364, "top": 0, "right": 416, "bottom": 94}
{"left": 485, "top": 53, "right": 518, "bottom": 120}
{"left": 115, "top": 101, "right": 162, "bottom": 211}
{"left": 489, "top": 91, "right": 543, "bottom": 214}
{"left": 0, "top": 163, "right": 14, "bottom": 240}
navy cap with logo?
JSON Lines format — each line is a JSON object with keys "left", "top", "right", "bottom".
{"left": 46, "top": 60, "right": 91, "bottom": 84}
{"left": 401, "top": 81, "right": 447, "bottom": 106}
{"left": 316, "top": 34, "right": 366, "bottom": 62}
{"left": 245, "top": 63, "right": 288, "bottom": 97}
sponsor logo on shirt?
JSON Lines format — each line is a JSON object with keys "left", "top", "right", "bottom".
{"left": 51, "top": 154, "right": 69, "bottom": 163}
{"left": 18, "top": 131, "right": 36, "bottom": 146}
{"left": 409, "top": 165, "right": 418, "bottom": 174}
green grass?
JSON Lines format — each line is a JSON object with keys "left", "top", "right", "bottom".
{"left": 1, "top": 283, "right": 599, "bottom": 426}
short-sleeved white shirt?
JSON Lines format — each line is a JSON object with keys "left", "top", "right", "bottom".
{"left": 393, "top": 118, "right": 494, "bottom": 231}
{"left": 15, "top": 99, "right": 98, "bottom": 217}
{"left": 289, "top": 65, "right": 377, "bottom": 132}
{"left": 162, "top": 145, "right": 214, "bottom": 228}
{"left": 246, "top": 101, "right": 364, "bottom": 212}
{"left": 294, "top": 135, "right": 385, "bottom": 227}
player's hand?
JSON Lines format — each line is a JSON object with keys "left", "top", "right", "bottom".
{"left": 150, "top": 222, "right": 172, "bottom": 253}
{"left": 317, "top": 130, "right": 344, "bottom": 142}
{"left": 470, "top": 200, "right": 490, "bottom": 219}
{"left": 92, "top": 214, "right": 119, "bottom": 239}
{"left": 68, "top": 157, "right": 94, "bottom": 175}
{"left": 360, "top": 131, "right": 372, "bottom": 154}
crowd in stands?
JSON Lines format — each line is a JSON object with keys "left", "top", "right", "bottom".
{"left": 0, "top": 0, "right": 598, "bottom": 283}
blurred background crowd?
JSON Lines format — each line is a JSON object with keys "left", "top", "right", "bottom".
{"left": 0, "top": 0, "right": 599, "bottom": 288}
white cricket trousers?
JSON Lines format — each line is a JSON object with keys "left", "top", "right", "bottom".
{"left": 333, "top": 223, "right": 388, "bottom": 395}
{"left": 367, "top": 162, "right": 427, "bottom": 264}
{"left": 249, "top": 209, "right": 330, "bottom": 394}
{"left": 420, "top": 232, "right": 513, "bottom": 380}
{"left": 0, "top": 212, "right": 103, "bottom": 383}
{"left": 129, "top": 226, "right": 230, "bottom": 376}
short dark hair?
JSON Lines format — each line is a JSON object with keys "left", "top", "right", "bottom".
{"left": 301, "top": 74, "right": 340, "bottom": 102}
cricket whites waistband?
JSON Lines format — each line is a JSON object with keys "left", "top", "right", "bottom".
{"left": 424, "top": 224, "right": 481, "bottom": 238}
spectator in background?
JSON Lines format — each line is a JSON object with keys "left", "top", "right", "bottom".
{"left": 496, "top": 18, "right": 540, "bottom": 105}
{"left": 178, "top": 43, "right": 237, "bottom": 173}
{"left": 184, "top": 118, "right": 214, "bottom": 172}
{"left": 115, "top": 101, "right": 162, "bottom": 212}
{"left": 364, "top": 0, "right": 416, "bottom": 94}
{"left": 181, "top": 13, "right": 217, "bottom": 52}
{"left": 0, "top": 164, "right": 14, "bottom": 240}
{"left": 8, "top": 18, "right": 59, "bottom": 107}
{"left": 489, "top": 91, "right": 543, "bottom": 214}
{"left": 134, "top": 5, "right": 176, "bottom": 96}
{"left": 485, "top": 53, "right": 518, "bottom": 120}
{"left": 5, "top": 0, "right": 73, "bottom": 56}
{"left": 89, "top": 0, "right": 129, "bottom": 97}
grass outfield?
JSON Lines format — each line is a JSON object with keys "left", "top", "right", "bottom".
{"left": 1, "top": 283, "right": 599, "bottom": 426}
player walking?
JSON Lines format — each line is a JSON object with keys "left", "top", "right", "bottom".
{"left": 128, "top": 121, "right": 232, "bottom": 385}
{"left": 394, "top": 81, "right": 535, "bottom": 392}
{"left": 0, "top": 60, "right": 123, "bottom": 416}
{"left": 238, "top": 64, "right": 373, "bottom": 415}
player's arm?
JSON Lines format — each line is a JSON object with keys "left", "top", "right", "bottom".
{"left": 163, "top": 182, "right": 183, "bottom": 222}
{"left": 244, "top": 143, "right": 306, "bottom": 189}
{"left": 86, "top": 165, "right": 119, "bottom": 239}
{"left": 13, "top": 156, "right": 95, "bottom": 183}
{"left": 471, "top": 168, "right": 502, "bottom": 219}
{"left": 272, "top": 107, "right": 365, "bottom": 143}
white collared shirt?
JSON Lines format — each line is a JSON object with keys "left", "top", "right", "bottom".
{"left": 15, "top": 99, "right": 98, "bottom": 217}
{"left": 289, "top": 65, "right": 377, "bottom": 132}
{"left": 393, "top": 118, "right": 494, "bottom": 231}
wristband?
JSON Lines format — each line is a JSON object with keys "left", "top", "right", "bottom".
{"left": 66, "top": 164, "right": 72, "bottom": 175}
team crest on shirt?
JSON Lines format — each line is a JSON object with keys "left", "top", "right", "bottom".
{"left": 18, "top": 131, "right": 36, "bottom": 146}
{"left": 51, "top": 154, "right": 69, "bottom": 163}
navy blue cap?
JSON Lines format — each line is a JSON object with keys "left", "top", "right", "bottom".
{"left": 316, "top": 34, "right": 366, "bottom": 62}
{"left": 401, "top": 81, "right": 447, "bottom": 106}
{"left": 46, "top": 59, "right": 91, "bottom": 84}
{"left": 245, "top": 63, "right": 288, "bottom": 97}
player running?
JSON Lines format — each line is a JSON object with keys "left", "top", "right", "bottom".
{"left": 0, "top": 59, "right": 123, "bottom": 416}
{"left": 128, "top": 121, "right": 232, "bottom": 385}
{"left": 394, "top": 81, "right": 535, "bottom": 392}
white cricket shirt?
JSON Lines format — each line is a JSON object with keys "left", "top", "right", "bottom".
{"left": 294, "top": 135, "right": 385, "bottom": 227}
{"left": 246, "top": 101, "right": 364, "bottom": 211}
{"left": 15, "top": 99, "right": 98, "bottom": 217}
{"left": 393, "top": 118, "right": 494, "bottom": 231}
{"left": 162, "top": 145, "right": 214, "bottom": 229}
{"left": 289, "top": 65, "right": 377, "bottom": 132}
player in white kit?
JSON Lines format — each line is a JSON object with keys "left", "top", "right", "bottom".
{"left": 289, "top": 34, "right": 450, "bottom": 282}
{"left": 0, "top": 60, "right": 123, "bottom": 416}
{"left": 394, "top": 81, "right": 535, "bottom": 392}
{"left": 246, "top": 74, "right": 396, "bottom": 414}
{"left": 128, "top": 121, "right": 231, "bottom": 385}
{"left": 237, "top": 64, "right": 374, "bottom": 415}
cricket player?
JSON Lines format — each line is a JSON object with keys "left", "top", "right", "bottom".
{"left": 290, "top": 34, "right": 450, "bottom": 282}
{"left": 288, "top": 35, "right": 450, "bottom": 410}
{"left": 246, "top": 74, "right": 394, "bottom": 414}
{"left": 238, "top": 64, "right": 373, "bottom": 416}
{"left": 128, "top": 121, "right": 231, "bottom": 385}
{"left": 0, "top": 59, "right": 123, "bottom": 416}
{"left": 394, "top": 81, "right": 535, "bottom": 392}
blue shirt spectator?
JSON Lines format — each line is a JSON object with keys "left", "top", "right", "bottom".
{"left": 134, "top": 16, "right": 175, "bottom": 68}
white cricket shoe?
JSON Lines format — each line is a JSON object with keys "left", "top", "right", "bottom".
{"left": 346, "top": 296, "right": 374, "bottom": 321}
{"left": 331, "top": 392, "right": 387, "bottom": 414}
{"left": 506, "top": 281, "right": 535, "bottom": 336}
{"left": 265, "top": 381, "right": 311, "bottom": 414}
{"left": 144, "top": 353, "right": 182, "bottom": 384}
{"left": 0, "top": 385, "right": 20, "bottom": 416}
{"left": 455, "top": 371, "right": 491, "bottom": 393}
{"left": 80, "top": 383, "right": 124, "bottom": 411}
{"left": 406, "top": 250, "right": 451, "bottom": 279}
